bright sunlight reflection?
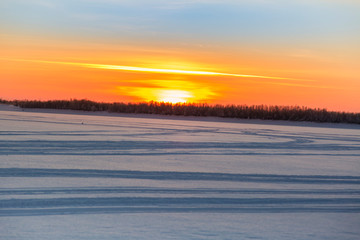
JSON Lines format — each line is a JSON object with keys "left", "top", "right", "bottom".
{"left": 157, "top": 90, "right": 193, "bottom": 103}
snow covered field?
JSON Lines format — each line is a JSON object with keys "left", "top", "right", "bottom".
{"left": 1, "top": 105, "right": 360, "bottom": 239}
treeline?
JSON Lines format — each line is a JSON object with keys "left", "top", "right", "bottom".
{"left": 2, "top": 99, "right": 360, "bottom": 124}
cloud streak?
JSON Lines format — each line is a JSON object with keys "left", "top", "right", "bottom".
{"left": 5, "top": 58, "right": 311, "bottom": 82}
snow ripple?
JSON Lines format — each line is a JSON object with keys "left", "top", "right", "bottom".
{"left": 1, "top": 168, "right": 359, "bottom": 216}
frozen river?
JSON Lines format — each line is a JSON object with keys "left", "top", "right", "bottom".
{"left": 1, "top": 106, "right": 360, "bottom": 239}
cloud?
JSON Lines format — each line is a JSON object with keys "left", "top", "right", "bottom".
{"left": 8, "top": 59, "right": 306, "bottom": 82}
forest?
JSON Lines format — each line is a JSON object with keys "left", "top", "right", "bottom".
{"left": 1, "top": 99, "right": 359, "bottom": 124}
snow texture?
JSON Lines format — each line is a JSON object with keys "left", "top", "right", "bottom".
{"left": 1, "top": 105, "right": 360, "bottom": 239}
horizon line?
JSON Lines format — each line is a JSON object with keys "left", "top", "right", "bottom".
{"left": 1, "top": 98, "right": 359, "bottom": 114}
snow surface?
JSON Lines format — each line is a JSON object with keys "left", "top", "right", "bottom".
{"left": 1, "top": 105, "right": 360, "bottom": 239}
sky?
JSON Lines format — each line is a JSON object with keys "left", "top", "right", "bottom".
{"left": 1, "top": 0, "right": 359, "bottom": 112}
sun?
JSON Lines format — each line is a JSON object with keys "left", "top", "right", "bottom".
{"left": 157, "top": 90, "right": 192, "bottom": 103}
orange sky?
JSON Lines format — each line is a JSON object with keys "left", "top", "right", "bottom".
{"left": 1, "top": 1, "right": 359, "bottom": 112}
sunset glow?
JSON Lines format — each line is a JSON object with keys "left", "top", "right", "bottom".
{"left": 157, "top": 90, "right": 192, "bottom": 103}
{"left": 1, "top": 0, "right": 359, "bottom": 112}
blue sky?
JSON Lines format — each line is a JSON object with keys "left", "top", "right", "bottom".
{"left": 2, "top": 0, "right": 359, "bottom": 49}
